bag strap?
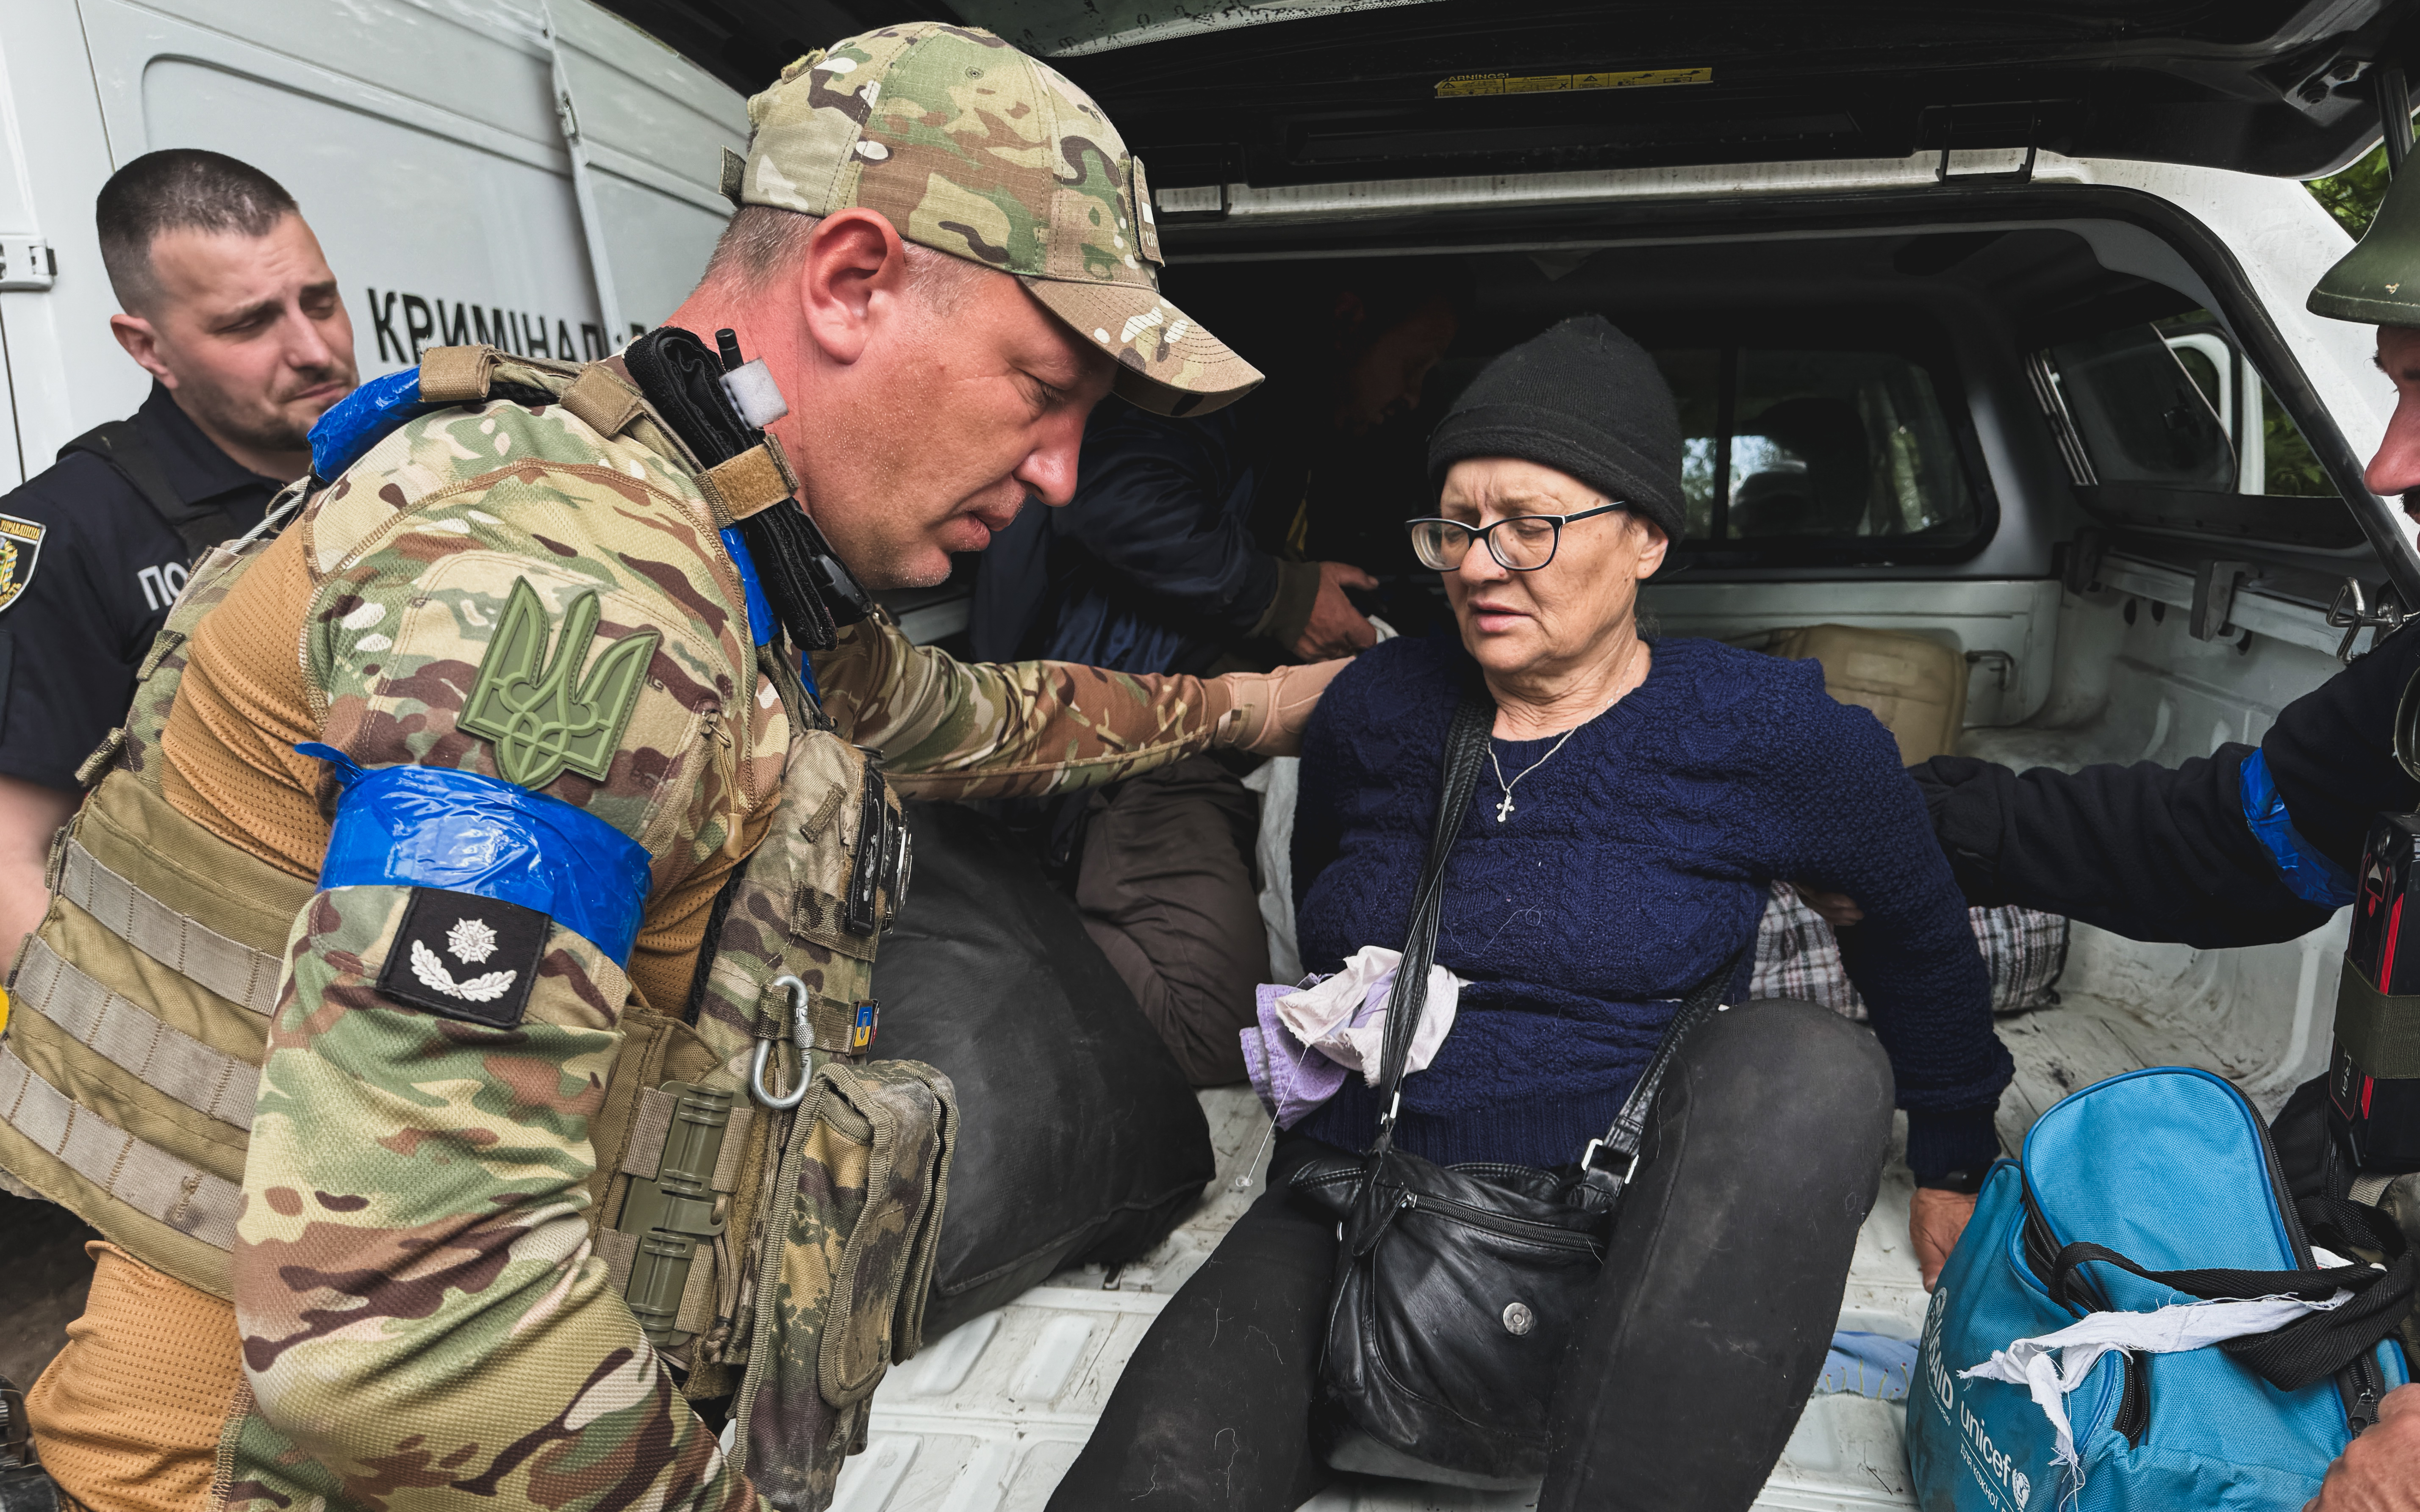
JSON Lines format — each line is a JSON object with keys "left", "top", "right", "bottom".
{"left": 2047, "top": 1195, "right": 2415, "bottom": 1393}
{"left": 1574, "top": 949, "right": 1741, "bottom": 1200}
{"left": 1365, "top": 697, "right": 1493, "bottom": 1160}
{"left": 58, "top": 421, "right": 240, "bottom": 563}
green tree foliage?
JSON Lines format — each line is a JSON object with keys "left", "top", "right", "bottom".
{"left": 2310, "top": 142, "right": 2394, "bottom": 235}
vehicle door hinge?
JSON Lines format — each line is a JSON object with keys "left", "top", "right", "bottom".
{"left": 2190, "top": 560, "right": 2250, "bottom": 643}
{"left": 0, "top": 236, "right": 55, "bottom": 292}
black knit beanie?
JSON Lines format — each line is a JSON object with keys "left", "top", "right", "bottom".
{"left": 1426, "top": 315, "right": 1685, "bottom": 540}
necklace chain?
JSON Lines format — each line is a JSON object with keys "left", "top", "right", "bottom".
{"left": 1488, "top": 726, "right": 1580, "bottom": 823}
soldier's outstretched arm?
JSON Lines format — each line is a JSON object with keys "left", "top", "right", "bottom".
{"left": 222, "top": 411, "right": 772, "bottom": 1511}
{"left": 812, "top": 614, "right": 1344, "bottom": 800}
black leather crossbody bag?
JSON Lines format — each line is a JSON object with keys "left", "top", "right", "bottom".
{"left": 1289, "top": 697, "right": 1738, "bottom": 1488}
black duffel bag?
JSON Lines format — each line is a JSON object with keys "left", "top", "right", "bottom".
{"left": 872, "top": 801, "right": 1215, "bottom": 1337}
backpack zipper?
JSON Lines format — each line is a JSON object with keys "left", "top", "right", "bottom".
{"left": 2112, "top": 1351, "right": 2151, "bottom": 1447}
{"left": 2022, "top": 1182, "right": 2149, "bottom": 1446}
{"left": 2250, "top": 1106, "right": 2386, "bottom": 1436}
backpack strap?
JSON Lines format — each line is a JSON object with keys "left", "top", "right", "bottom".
{"left": 2048, "top": 1193, "right": 2415, "bottom": 1394}
{"left": 57, "top": 420, "right": 239, "bottom": 563}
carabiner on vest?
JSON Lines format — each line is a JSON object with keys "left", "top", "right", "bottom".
{"left": 750, "top": 974, "right": 815, "bottom": 1109}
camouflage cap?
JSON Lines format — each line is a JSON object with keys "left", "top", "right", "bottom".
{"left": 730, "top": 22, "right": 1262, "bottom": 417}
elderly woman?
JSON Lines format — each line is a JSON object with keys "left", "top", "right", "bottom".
{"left": 1047, "top": 316, "right": 2013, "bottom": 1512}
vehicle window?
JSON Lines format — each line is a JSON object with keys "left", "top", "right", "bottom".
{"left": 1654, "top": 345, "right": 1984, "bottom": 553}
{"left": 2034, "top": 313, "right": 2359, "bottom": 548}
{"left": 2045, "top": 325, "right": 2234, "bottom": 490}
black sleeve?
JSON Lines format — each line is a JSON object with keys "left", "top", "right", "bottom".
{"left": 1063, "top": 406, "right": 1281, "bottom": 638}
{"left": 2260, "top": 617, "right": 2420, "bottom": 872}
{"left": 1910, "top": 748, "right": 2330, "bottom": 947}
{"left": 0, "top": 464, "right": 154, "bottom": 792}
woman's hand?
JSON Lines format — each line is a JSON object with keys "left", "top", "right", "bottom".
{"left": 1911, "top": 1185, "right": 1978, "bottom": 1290}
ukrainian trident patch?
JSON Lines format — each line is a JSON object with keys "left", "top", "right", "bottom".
{"left": 0, "top": 513, "right": 44, "bottom": 615}
{"left": 460, "top": 576, "right": 660, "bottom": 789}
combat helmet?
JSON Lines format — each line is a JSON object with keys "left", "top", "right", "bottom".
{"left": 2311, "top": 148, "right": 2420, "bottom": 325}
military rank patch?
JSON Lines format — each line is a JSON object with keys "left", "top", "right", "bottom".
{"left": 0, "top": 514, "right": 44, "bottom": 615}
{"left": 377, "top": 888, "right": 548, "bottom": 1027}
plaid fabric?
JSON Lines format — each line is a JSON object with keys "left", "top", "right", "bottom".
{"left": 1751, "top": 881, "right": 2066, "bottom": 1020}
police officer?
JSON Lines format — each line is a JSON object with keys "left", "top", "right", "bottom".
{"left": 0, "top": 25, "right": 1338, "bottom": 1512}
{"left": 0, "top": 150, "right": 356, "bottom": 965}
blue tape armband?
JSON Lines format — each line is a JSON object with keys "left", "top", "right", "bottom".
{"left": 308, "top": 368, "right": 433, "bottom": 483}
{"left": 297, "top": 743, "right": 653, "bottom": 964}
{"left": 2240, "top": 748, "right": 2357, "bottom": 909}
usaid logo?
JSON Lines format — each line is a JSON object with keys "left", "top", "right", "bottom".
{"left": 1922, "top": 1285, "right": 2038, "bottom": 1511}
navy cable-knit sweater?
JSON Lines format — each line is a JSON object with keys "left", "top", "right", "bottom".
{"left": 1291, "top": 634, "right": 2012, "bottom": 1181}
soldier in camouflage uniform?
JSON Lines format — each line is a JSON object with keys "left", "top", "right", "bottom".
{"left": 0, "top": 23, "right": 1338, "bottom": 1512}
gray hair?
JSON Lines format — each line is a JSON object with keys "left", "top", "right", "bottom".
{"left": 703, "top": 204, "right": 990, "bottom": 312}
{"left": 97, "top": 150, "right": 299, "bottom": 314}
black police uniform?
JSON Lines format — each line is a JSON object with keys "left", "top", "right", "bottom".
{"left": 1911, "top": 620, "right": 2420, "bottom": 946}
{"left": 0, "top": 382, "right": 281, "bottom": 792}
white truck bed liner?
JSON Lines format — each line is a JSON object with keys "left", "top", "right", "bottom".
{"left": 830, "top": 974, "right": 2248, "bottom": 1512}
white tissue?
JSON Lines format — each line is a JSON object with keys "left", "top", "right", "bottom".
{"left": 1960, "top": 1290, "right": 2350, "bottom": 1479}
{"left": 1274, "top": 944, "right": 1461, "bottom": 1085}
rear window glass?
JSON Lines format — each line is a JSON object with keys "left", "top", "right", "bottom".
{"left": 2030, "top": 313, "right": 2362, "bottom": 548}
{"left": 1651, "top": 345, "right": 1987, "bottom": 554}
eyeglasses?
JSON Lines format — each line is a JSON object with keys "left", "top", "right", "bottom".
{"left": 1404, "top": 502, "right": 1627, "bottom": 572}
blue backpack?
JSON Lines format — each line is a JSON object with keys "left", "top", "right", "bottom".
{"left": 1908, "top": 1067, "right": 2412, "bottom": 1512}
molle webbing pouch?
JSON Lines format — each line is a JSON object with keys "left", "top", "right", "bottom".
{"left": 685, "top": 728, "right": 908, "bottom": 1091}
{"left": 599, "top": 721, "right": 911, "bottom": 1406}
{"left": 0, "top": 770, "right": 310, "bottom": 1298}
{"left": 597, "top": 1079, "right": 755, "bottom": 1352}
{"left": 726, "top": 1058, "right": 955, "bottom": 1512}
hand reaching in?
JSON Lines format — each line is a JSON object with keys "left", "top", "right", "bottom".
{"left": 1911, "top": 1185, "right": 1978, "bottom": 1292}
{"left": 1293, "top": 561, "right": 1379, "bottom": 661}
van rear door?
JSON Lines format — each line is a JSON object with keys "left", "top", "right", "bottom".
{"left": 602, "top": 0, "right": 2420, "bottom": 186}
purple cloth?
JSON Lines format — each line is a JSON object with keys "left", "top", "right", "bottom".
{"left": 1242, "top": 968, "right": 1402, "bottom": 1128}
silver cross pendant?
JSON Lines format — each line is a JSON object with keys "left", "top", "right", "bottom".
{"left": 1495, "top": 792, "right": 1516, "bottom": 824}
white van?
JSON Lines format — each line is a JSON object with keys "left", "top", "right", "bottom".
{"left": 5, "top": 3, "right": 2416, "bottom": 1509}
{"left": 0, "top": 0, "right": 747, "bottom": 487}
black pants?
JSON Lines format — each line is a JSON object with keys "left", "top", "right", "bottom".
{"left": 1046, "top": 999, "right": 1895, "bottom": 1512}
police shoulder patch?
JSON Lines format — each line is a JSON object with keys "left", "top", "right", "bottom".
{"left": 377, "top": 887, "right": 548, "bottom": 1027}
{"left": 0, "top": 513, "right": 45, "bottom": 615}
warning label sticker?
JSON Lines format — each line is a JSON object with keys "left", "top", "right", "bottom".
{"left": 1436, "top": 66, "right": 1712, "bottom": 99}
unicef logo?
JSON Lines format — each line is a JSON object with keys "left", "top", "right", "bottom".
{"left": 2009, "top": 1471, "right": 2031, "bottom": 1506}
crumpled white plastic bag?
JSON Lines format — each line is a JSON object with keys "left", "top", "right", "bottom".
{"left": 1273, "top": 943, "right": 1461, "bottom": 1086}
{"left": 1960, "top": 1289, "right": 2351, "bottom": 1477}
